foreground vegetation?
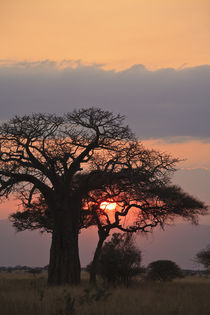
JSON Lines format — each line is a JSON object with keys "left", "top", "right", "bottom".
{"left": 1, "top": 272, "right": 210, "bottom": 315}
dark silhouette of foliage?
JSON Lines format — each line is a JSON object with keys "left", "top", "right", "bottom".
{"left": 2, "top": 108, "right": 207, "bottom": 285}
{"left": 147, "top": 260, "right": 183, "bottom": 282}
{"left": 0, "top": 108, "right": 133, "bottom": 285}
{"left": 91, "top": 233, "right": 141, "bottom": 286}
{"left": 196, "top": 246, "right": 210, "bottom": 273}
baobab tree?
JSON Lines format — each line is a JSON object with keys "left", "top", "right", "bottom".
{"left": 9, "top": 130, "right": 207, "bottom": 284}
{"left": 0, "top": 108, "right": 133, "bottom": 284}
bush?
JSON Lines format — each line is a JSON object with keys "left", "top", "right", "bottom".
{"left": 196, "top": 246, "right": 210, "bottom": 273}
{"left": 97, "top": 233, "right": 141, "bottom": 286}
{"left": 147, "top": 260, "right": 183, "bottom": 282}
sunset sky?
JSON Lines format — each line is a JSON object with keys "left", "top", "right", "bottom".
{"left": 1, "top": 0, "right": 210, "bottom": 70}
{"left": 0, "top": 0, "right": 210, "bottom": 270}
{"left": 0, "top": 0, "right": 209, "bottom": 221}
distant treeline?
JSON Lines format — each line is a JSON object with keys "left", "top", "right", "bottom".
{"left": 0, "top": 265, "right": 206, "bottom": 277}
{"left": 0, "top": 265, "right": 48, "bottom": 273}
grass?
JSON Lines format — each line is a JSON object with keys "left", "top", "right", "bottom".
{"left": 0, "top": 272, "right": 210, "bottom": 315}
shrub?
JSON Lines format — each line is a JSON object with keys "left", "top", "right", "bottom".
{"left": 196, "top": 246, "right": 210, "bottom": 273}
{"left": 147, "top": 260, "right": 183, "bottom": 281}
{"left": 97, "top": 233, "right": 141, "bottom": 286}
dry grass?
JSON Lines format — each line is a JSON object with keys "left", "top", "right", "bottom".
{"left": 0, "top": 272, "right": 210, "bottom": 315}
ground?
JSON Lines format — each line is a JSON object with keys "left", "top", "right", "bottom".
{"left": 0, "top": 271, "right": 210, "bottom": 315}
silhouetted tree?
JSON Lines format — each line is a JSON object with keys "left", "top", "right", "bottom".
{"left": 146, "top": 260, "right": 183, "bottom": 281}
{"left": 85, "top": 180, "right": 207, "bottom": 284}
{"left": 0, "top": 108, "right": 133, "bottom": 285}
{"left": 90, "top": 233, "right": 141, "bottom": 286}
{"left": 5, "top": 109, "right": 207, "bottom": 285}
{"left": 196, "top": 246, "right": 210, "bottom": 273}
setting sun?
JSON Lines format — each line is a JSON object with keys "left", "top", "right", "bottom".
{"left": 100, "top": 201, "right": 117, "bottom": 211}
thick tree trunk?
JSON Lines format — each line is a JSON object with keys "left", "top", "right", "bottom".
{"left": 89, "top": 232, "right": 107, "bottom": 285}
{"left": 48, "top": 198, "right": 81, "bottom": 285}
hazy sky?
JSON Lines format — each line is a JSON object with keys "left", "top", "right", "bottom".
{"left": 1, "top": 221, "right": 210, "bottom": 269}
{"left": 0, "top": 2, "right": 209, "bottom": 232}
{"left": 1, "top": 0, "right": 210, "bottom": 70}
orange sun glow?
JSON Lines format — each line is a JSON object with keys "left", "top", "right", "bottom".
{"left": 100, "top": 201, "right": 117, "bottom": 211}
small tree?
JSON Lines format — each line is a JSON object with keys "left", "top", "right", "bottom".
{"left": 93, "top": 233, "right": 141, "bottom": 286}
{"left": 147, "top": 260, "right": 183, "bottom": 282}
{"left": 196, "top": 246, "right": 210, "bottom": 273}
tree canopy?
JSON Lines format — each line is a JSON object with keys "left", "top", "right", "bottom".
{"left": 10, "top": 140, "right": 206, "bottom": 235}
